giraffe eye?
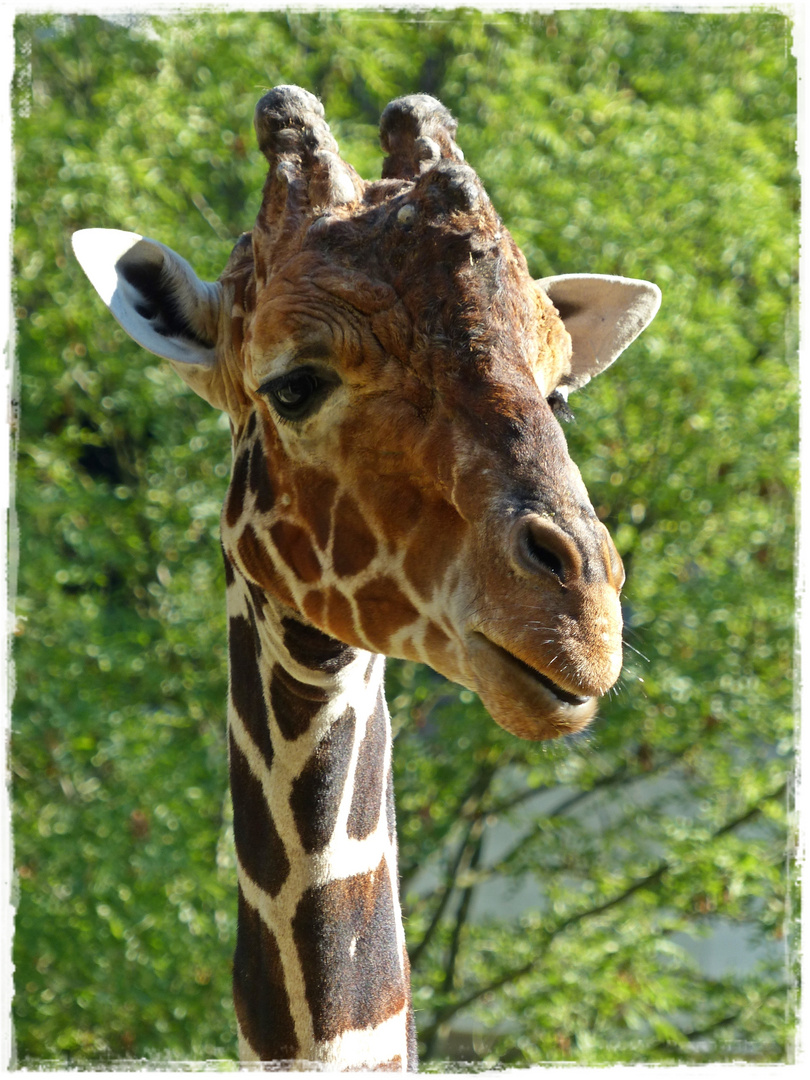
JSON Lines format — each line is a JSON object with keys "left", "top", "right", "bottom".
{"left": 259, "top": 369, "right": 332, "bottom": 422}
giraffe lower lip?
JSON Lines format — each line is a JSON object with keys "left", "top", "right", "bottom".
{"left": 507, "top": 653, "right": 590, "bottom": 707}
{"left": 473, "top": 635, "right": 590, "bottom": 708}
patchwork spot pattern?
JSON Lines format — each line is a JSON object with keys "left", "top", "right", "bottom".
{"left": 292, "top": 857, "right": 407, "bottom": 1043}
{"left": 233, "top": 887, "right": 299, "bottom": 1061}
{"left": 290, "top": 707, "right": 356, "bottom": 853}
{"left": 347, "top": 689, "right": 387, "bottom": 841}
{"left": 229, "top": 732, "right": 289, "bottom": 897}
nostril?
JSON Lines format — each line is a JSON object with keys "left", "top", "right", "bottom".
{"left": 525, "top": 532, "right": 565, "bottom": 581}
{"left": 513, "top": 514, "right": 583, "bottom": 585}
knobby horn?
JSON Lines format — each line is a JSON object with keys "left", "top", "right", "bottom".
{"left": 252, "top": 85, "right": 362, "bottom": 277}
{"left": 380, "top": 94, "right": 464, "bottom": 180}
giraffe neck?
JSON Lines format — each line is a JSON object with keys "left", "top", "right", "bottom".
{"left": 225, "top": 560, "right": 415, "bottom": 1069}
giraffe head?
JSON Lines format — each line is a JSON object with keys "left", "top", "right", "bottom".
{"left": 73, "top": 86, "right": 660, "bottom": 741}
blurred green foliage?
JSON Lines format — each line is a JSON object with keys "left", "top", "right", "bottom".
{"left": 12, "top": 8, "right": 796, "bottom": 1067}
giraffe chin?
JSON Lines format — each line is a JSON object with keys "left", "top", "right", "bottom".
{"left": 467, "top": 634, "right": 599, "bottom": 742}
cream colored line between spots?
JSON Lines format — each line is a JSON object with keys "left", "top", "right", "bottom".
{"left": 232, "top": 702, "right": 402, "bottom": 1063}
{"left": 223, "top": 587, "right": 251, "bottom": 624}
{"left": 380, "top": 744, "right": 409, "bottom": 983}
{"left": 310, "top": 655, "right": 408, "bottom": 980}
{"left": 230, "top": 725, "right": 400, "bottom": 926}
{"left": 388, "top": 572, "right": 465, "bottom": 669}
{"left": 226, "top": 645, "right": 391, "bottom": 888}
{"left": 226, "top": 577, "right": 408, "bottom": 1061}
{"left": 320, "top": 656, "right": 378, "bottom": 836}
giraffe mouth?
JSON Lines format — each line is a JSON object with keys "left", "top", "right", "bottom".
{"left": 466, "top": 633, "right": 596, "bottom": 741}
{"left": 502, "top": 649, "right": 590, "bottom": 707}
{"left": 482, "top": 639, "right": 590, "bottom": 707}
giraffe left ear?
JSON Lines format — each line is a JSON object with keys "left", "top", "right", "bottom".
{"left": 72, "top": 229, "right": 221, "bottom": 370}
{"left": 538, "top": 273, "right": 661, "bottom": 390}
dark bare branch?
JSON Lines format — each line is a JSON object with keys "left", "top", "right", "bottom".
{"left": 421, "top": 782, "right": 788, "bottom": 1040}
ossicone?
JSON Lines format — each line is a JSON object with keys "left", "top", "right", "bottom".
{"left": 254, "top": 86, "right": 336, "bottom": 165}
{"left": 253, "top": 85, "right": 361, "bottom": 229}
{"left": 380, "top": 94, "right": 464, "bottom": 180}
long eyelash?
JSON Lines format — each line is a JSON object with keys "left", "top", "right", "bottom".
{"left": 548, "top": 390, "right": 575, "bottom": 423}
{"left": 257, "top": 378, "right": 278, "bottom": 397}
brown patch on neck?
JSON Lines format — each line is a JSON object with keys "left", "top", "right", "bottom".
{"left": 281, "top": 616, "right": 356, "bottom": 673}
{"left": 229, "top": 732, "right": 290, "bottom": 897}
{"left": 346, "top": 689, "right": 388, "bottom": 841}
{"left": 225, "top": 445, "right": 251, "bottom": 528}
{"left": 291, "top": 856, "right": 407, "bottom": 1043}
{"left": 269, "top": 664, "right": 331, "bottom": 742}
{"left": 289, "top": 707, "right": 357, "bottom": 854}
{"left": 233, "top": 887, "right": 299, "bottom": 1060}
{"left": 248, "top": 431, "right": 276, "bottom": 514}
{"left": 229, "top": 611, "right": 273, "bottom": 770}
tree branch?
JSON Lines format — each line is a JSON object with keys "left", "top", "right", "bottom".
{"left": 399, "top": 756, "right": 497, "bottom": 894}
{"left": 419, "top": 781, "right": 787, "bottom": 1046}
{"left": 442, "top": 824, "right": 484, "bottom": 994}
{"left": 651, "top": 1009, "right": 744, "bottom": 1055}
{"left": 649, "top": 980, "right": 787, "bottom": 1057}
{"left": 484, "top": 740, "right": 700, "bottom": 878}
{"left": 407, "top": 765, "right": 497, "bottom": 971}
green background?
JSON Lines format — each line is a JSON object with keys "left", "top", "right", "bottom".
{"left": 11, "top": 8, "right": 797, "bottom": 1067}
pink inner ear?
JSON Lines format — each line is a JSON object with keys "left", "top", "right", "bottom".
{"left": 537, "top": 273, "right": 661, "bottom": 388}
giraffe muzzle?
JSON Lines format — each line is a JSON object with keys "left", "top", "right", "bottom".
{"left": 454, "top": 511, "right": 625, "bottom": 739}
{"left": 510, "top": 512, "right": 584, "bottom": 586}
{"left": 466, "top": 632, "right": 598, "bottom": 741}
{"left": 508, "top": 510, "right": 625, "bottom": 591}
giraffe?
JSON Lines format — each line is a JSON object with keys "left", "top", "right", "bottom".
{"left": 72, "top": 86, "right": 660, "bottom": 1070}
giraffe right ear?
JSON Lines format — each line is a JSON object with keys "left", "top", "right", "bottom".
{"left": 72, "top": 228, "right": 222, "bottom": 374}
{"left": 537, "top": 273, "right": 661, "bottom": 391}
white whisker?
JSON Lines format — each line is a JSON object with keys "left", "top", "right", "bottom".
{"left": 622, "top": 639, "right": 650, "bottom": 663}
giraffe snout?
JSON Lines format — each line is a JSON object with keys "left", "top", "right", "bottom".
{"left": 509, "top": 512, "right": 623, "bottom": 591}
{"left": 500, "top": 511, "right": 625, "bottom": 698}
{"left": 510, "top": 513, "right": 582, "bottom": 586}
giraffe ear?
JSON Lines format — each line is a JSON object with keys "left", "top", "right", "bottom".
{"left": 537, "top": 273, "right": 661, "bottom": 391}
{"left": 72, "top": 229, "right": 221, "bottom": 370}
